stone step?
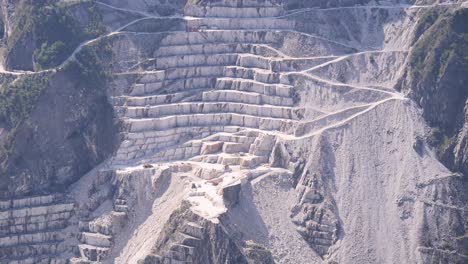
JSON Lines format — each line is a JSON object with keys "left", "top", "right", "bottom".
{"left": 191, "top": 153, "right": 267, "bottom": 168}
{"left": 79, "top": 232, "right": 112, "bottom": 247}
{"left": 0, "top": 230, "right": 66, "bottom": 247}
{"left": 190, "top": 155, "right": 220, "bottom": 164}
{"left": 184, "top": 5, "right": 284, "bottom": 18}
{"left": 224, "top": 65, "right": 281, "bottom": 83}
{"left": 153, "top": 42, "right": 283, "bottom": 62}
{"left": 117, "top": 132, "right": 262, "bottom": 164}
{"left": 202, "top": 89, "right": 294, "bottom": 106}
{"left": 180, "top": 222, "right": 204, "bottom": 239}
{"left": 249, "top": 134, "right": 276, "bottom": 156}
{"left": 3, "top": 255, "right": 67, "bottom": 264}
{"left": 216, "top": 77, "right": 294, "bottom": 97}
{"left": 220, "top": 155, "right": 243, "bottom": 166}
{"left": 78, "top": 244, "right": 110, "bottom": 262}
{"left": 0, "top": 241, "right": 66, "bottom": 259}
{"left": 0, "top": 211, "right": 74, "bottom": 229}
{"left": 128, "top": 77, "right": 216, "bottom": 96}
{"left": 116, "top": 138, "right": 203, "bottom": 161}
{"left": 124, "top": 66, "right": 225, "bottom": 84}
{"left": 206, "top": 133, "right": 257, "bottom": 145}
{"left": 155, "top": 28, "right": 350, "bottom": 56}
{"left": 119, "top": 77, "right": 295, "bottom": 102}
{"left": 113, "top": 89, "right": 205, "bottom": 106}
{"left": 0, "top": 194, "right": 62, "bottom": 211}
{"left": 187, "top": 0, "right": 282, "bottom": 8}
{"left": 116, "top": 126, "right": 245, "bottom": 161}
{"left": 154, "top": 43, "right": 258, "bottom": 57}
{"left": 121, "top": 102, "right": 301, "bottom": 120}
{"left": 78, "top": 220, "right": 112, "bottom": 236}
{"left": 0, "top": 218, "right": 69, "bottom": 236}
{"left": 115, "top": 141, "right": 203, "bottom": 163}
{"left": 159, "top": 30, "right": 280, "bottom": 46}
{"left": 122, "top": 70, "right": 165, "bottom": 84}
{"left": 200, "top": 141, "right": 224, "bottom": 155}
{"left": 222, "top": 142, "right": 251, "bottom": 154}
{"left": 0, "top": 203, "right": 74, "bottom": 220}
{"left": 240, "top": 155, "right": 269, "bottom": 169}
{"left": 124, "top": 126, "right": 243, "bottom": 142}
{"left": 237, "top": 54, "right": 275, "bottom": 70}
{"left": 153, "top": 53, "right": 238, "bottom": 70}
{"left": 124, "top": 113, "right": 298, "bottom": 134}
{"left": 164, "top": 66, "right": 223, "bottom": 81}
{"left": 187, "top": 17, "right": 294, "bottom": 31}
{"left": 118, "top": 132, "right": 199, "bottom": 155}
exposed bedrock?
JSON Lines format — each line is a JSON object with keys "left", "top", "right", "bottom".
{"left": 279, "top": 99, "right": 467, "bottom": 263}
{"left": 0, "top": 66, "right": 119, "bottom": 199}
{"left": 139, "top": 201, "right": 251, "bottom": 264}
{"left": 398, "top": 6, "right": 468, "bottom": 176}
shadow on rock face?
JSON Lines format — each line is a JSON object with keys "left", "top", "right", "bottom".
{"left": 0, "top": 68, "right": 119, "bottom": 199}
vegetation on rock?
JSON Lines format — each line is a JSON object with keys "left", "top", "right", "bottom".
{"left": 411, "top": 9, "right": 468, "bottom": 83}
{"left": 7, "top": 0, "right": 106, "bottom": 70}
{"left": 0, "top": 9, "right": 115, "bottom": 197}
{"left": 63, "top": 37, "right": 114, "bottom": 87}
{"left": 407, "top": 8, "right": 468, "bottom": 164}
{"left": 0, "top": 73, "right": 50, "bottom": 192}
{"left": 0, "top": 74, "right": 50, "bottom": 129}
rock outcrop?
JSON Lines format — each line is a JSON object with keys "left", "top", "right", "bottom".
{"left": 398, "top": 6, "right": 468, "bottom": 175}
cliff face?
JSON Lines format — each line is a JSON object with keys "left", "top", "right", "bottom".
{"left": 398, "top": 7, "right": 468, "bottom": 175}
{"left": 0, "top": 0, "right": 119, "bottom": 198}
{"left": 0, "top": 0, "right": 467, "bottom": 263}
{"left": 0, "top": 65, "right": 118, "bottom": 198}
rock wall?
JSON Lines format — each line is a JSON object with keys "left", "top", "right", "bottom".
{"left": 0, "top": 68, "right": 118, "bottom": 199}
{"left": 398, "top": 6, "right": 468, "bottom": 175}
{"left": 140, "top": 201, "right": 251, "bottom": 264}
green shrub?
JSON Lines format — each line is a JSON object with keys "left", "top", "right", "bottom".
{"left": 428, "top": 127, "right": 454, "bottom": 157}
{"left": 8, "top": 0, "right": 107, "bottom": 70}
{"left": 413, "top": 10, "right": 441, "bottom": 41}
{"left": 85, "top": 5, "right": 106, "bottom": 38}
{"left": 410, "top": 9, "right": 468, "bottom": 82}
{"left": 34, "top": 41, "right": 68, "bottom": 69}
{"left": 62, "top": 38, "right": 114, "bottom": 87}
{"left": 0, "top": 74, "right": 50, "bottom": 129}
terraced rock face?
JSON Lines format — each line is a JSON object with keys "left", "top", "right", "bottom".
{"left": 0, "top": 0, "right": 467, "bottom": 263}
